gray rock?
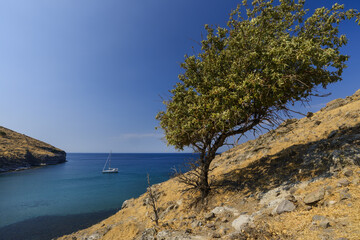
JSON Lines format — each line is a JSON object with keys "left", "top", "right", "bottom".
{"left": 339, "top": 190, "right": 352, "bottom": 200}
{"left": 204, "top": 212, "right": 215, "bottom": 221}
{"left": 343, "top": 169, "right": 353, "bottom": 177}
{"left": 337, "top": 179, "right": 351, "bottom": 187}
{"left": 121, "top": 198, "right": 134, "bottom": 209}
{"left": 212, "top": 233, "right": 221, "bottom": 238}
{"left": 231, "top": 214, "right": 251, "bottom": 231}
{"left": 312, "top": 215, "right": 326, "bottom": 221}
{"left": 211, "top": 206, "right": 239, "bottom": 216}
{"left": 319, "top": 219, "right": 330, "bottom": 229}
{"left": 328, "top": 130, "right": 337, "bottom": 138}
{"left": 325, "top": 98, "right": 346, "bottom": 111}
{"left": 191, "top": 220, "right": 202, "bottom": 228}
{"left": 303, "top": 188, "right": 325, "bottom": 205}
{"left": 276, "top": 200, "right": 296, "bottom": 214}
{"left": 141, "top": 228, "right": 156, "bottom": 240}
{"left": 205, "top": 223, "right": 216, "bottom": 230}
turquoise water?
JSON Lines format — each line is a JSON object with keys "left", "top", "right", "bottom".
{"left": 0, "top": 153, "right": 196, "bottom": 239}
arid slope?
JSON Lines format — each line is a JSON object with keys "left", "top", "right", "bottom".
{"left": 0, "top": 126, "right": 66, "bottom": 173}
{"left": 59, "top": 89, "right": 360, "bottom": 240}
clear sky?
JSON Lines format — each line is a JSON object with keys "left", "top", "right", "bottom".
{"left": 0, "top": 0, "right": 359, "bottom": 153}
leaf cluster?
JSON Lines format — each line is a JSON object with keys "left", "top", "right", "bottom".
{"left": 157, "top": 0, "right": 360, "bottom": 152}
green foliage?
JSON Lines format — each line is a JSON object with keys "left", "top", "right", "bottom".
{"left": 156, "top": 0, "right": 360, "bottom": 198}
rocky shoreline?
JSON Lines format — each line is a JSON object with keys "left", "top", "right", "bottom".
{"left": 0, "top": 151, "right": 66, "bottom": 173}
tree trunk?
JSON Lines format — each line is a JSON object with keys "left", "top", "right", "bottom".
{"left": 199, "top": 156, "right": 212, "bottom": 200}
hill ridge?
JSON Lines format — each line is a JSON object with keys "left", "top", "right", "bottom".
{"left": 0, "top": 126, "right": 66, "bottom": 173}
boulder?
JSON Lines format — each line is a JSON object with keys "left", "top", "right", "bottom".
{"left": 275, "top": 200, "right": 296, "bottom": 214}
{"left": 211, "top": 206, "right": 239, "bottom": 216}
{"left": 337, "top": 179, "right": 351, "bottom": 187}
{"left": 231, "top": 215, "right": 252, "bottom": 231}
{"left": 303, "top": 188, "right": 325, "bottom": 205}
{"left": 204, "top": 212, "right": 215, "bottom": 221}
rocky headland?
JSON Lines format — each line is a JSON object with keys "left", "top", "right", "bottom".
{"left": 0, "top": 126, "right": 66, "bottom": 173}
{"left": 58, "top": 89, "right": 360, "bottom": 240}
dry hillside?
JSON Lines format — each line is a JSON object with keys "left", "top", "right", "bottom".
{"left": 59, "top": 89, "right": 360, "bottom": 240}
{"left": 0, "top": 126, "right": 66, "bottom": 173}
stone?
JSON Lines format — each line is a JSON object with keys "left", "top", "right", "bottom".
{"left": 337, "top": 179, "right": 351, "bottom": 187}
{"left": 343, "top": 169, "right": 353, "bottom": 177}
{"left": 319, "top": 220, "right": 330, "bottom": 229}
{"left": 353, "top": 178, "right": 360, "bottom": 185}
{"left": 336, "top": 238, "right": 349, "bottom": 240}
{"left": 303, "top": 188, "right": 325, "bottom": 205}
{"left": 218, "top": 227, "right": 229, "bottom": 235}
{"left": 339, "top": 190, "right": 352, "bottom": 200}
{"left": 121, "top": 198, "right": 134, "bottom": 209}
{"left": 211, "top": 206, "right": 239, "bottom": 216}
{"left": 185, "top": 228, "right": 192, "bottom": 234}
{"left": 328, "top": 130, "right": 337, "bottom": 138}
{"left": 312, "top": 215, "right": 326, "bottom": 221}
{"left": 212, "top": 233, "right": 221, "bottom": 238}
{"left": 231, "top": 214, "right": 251, "bottom": 231}
{"left": 141, "top": 228, "right": 156, "bottom": 240}
{"left": 204, "top": 212, "right": 216, "bottom": 221}
{"left": 325, "top": 98, "right": 346, "bottom": 111}
{"left": 205, "top": 223, "right": 216, "bottom": 230}
{"left": 191, "top": 220, "right": 202, "bottom": 228}
{"left": 276, "top": 200, "right": 296, "bottom": 214}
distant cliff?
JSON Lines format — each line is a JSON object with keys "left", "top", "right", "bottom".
{"left": 0, "top": 127, "right": 66, "bottom": 173}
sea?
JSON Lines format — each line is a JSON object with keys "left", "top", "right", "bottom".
{"left": 0, "top": 153, "right": 197, "bottom": 240}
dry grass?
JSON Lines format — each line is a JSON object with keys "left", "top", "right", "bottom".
{"left": 58, "top": 91, "right": 360, "bottom": 240}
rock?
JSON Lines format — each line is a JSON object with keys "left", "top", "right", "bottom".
{"left": 325, "top": 98, "right": 346, "bottom": 111}
{"left": 339, "top": 190, "right": 352, "bottom": 200}
{"left": 211, "top": 206, "right": 239, "bottom": 216}
{"left": 212, "top": 233, "right": 221, "bottom": 238}
{"left": 185, "top": 228, "right": 192, "bottom": 234}
{"left": 157, "top": 231, "right": 170, "bottom": 240}
{"left": 231, "top": 214, "right": 251, "bottom": 231}
{"left": 205, "top": 223, "right": 216, "bottom": 230}
{"left": 337, "top": 179, "right": 351, "bottom": 187}
{"left": 289, "top": 187, "right": 297, "bottom": 194}
{"left": 121, "top": 198, "right": 134, "bottom": 209}
{"left": 328, "top": 130, "right": 337, "bottom": 138}
{"left": 276, "top": 200, "right": 296, "bottom": 214}
{"left": 204, "top": 212, "right": 216, "bottom": 221}
{"left": 319, "top": 220, "right": 330, "bottom": 229}
{"left": 191, "top": 220, "right": 202, "bottom": 228}
{"left": 353, "top": 178, "right": 360, "bottom": 185}
{"left": 303, "top": 188, "right": 325, "bottom": 205}
{"left": 325, "top": 200, "right": 337, "bottom": 207}
{"left": 218, "top": 227, "right": 229, "bottom": 235}
{"left": 336, "top": 238, "right": 349, "bottom": 240}
{"left": 312, "top": 215, "right": 326, "bottom": 221}
{"left": 343, "top": 169, "right": 353, "bottom": 177}
{"left": 86, "top": 233, "right": 101, "bottom": 240}
{"left": 141, "top": 228, "right": 156, "bottom": 240}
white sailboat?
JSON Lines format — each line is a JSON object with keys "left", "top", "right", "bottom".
{"left": 102, "top": 152, "right": 118, "bottom": 173}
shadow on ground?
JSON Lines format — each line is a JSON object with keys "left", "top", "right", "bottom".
{"left": 212, "top": 123, "right": 360, "bottom": 197}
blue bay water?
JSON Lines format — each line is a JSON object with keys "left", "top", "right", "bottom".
{"left": 0, "top": 153, "right": 197, "bottom": 239}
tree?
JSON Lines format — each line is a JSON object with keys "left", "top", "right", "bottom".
{"left": 156, "top": 0, "right": 360, "bottom": 200}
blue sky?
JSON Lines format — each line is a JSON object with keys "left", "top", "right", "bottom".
{"left": 0, "top": 0, "right": 359, "bottom": 153}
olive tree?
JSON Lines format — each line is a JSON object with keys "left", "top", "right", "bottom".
{"left": 156, "top": 0, "right": 360, "bottom": 199}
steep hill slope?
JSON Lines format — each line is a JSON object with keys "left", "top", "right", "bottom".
{"left": 59, "top": 89, "right": 360, "bottom": 240}
{"left": 0, "top": 127, "right": 66, "bottom": 173}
